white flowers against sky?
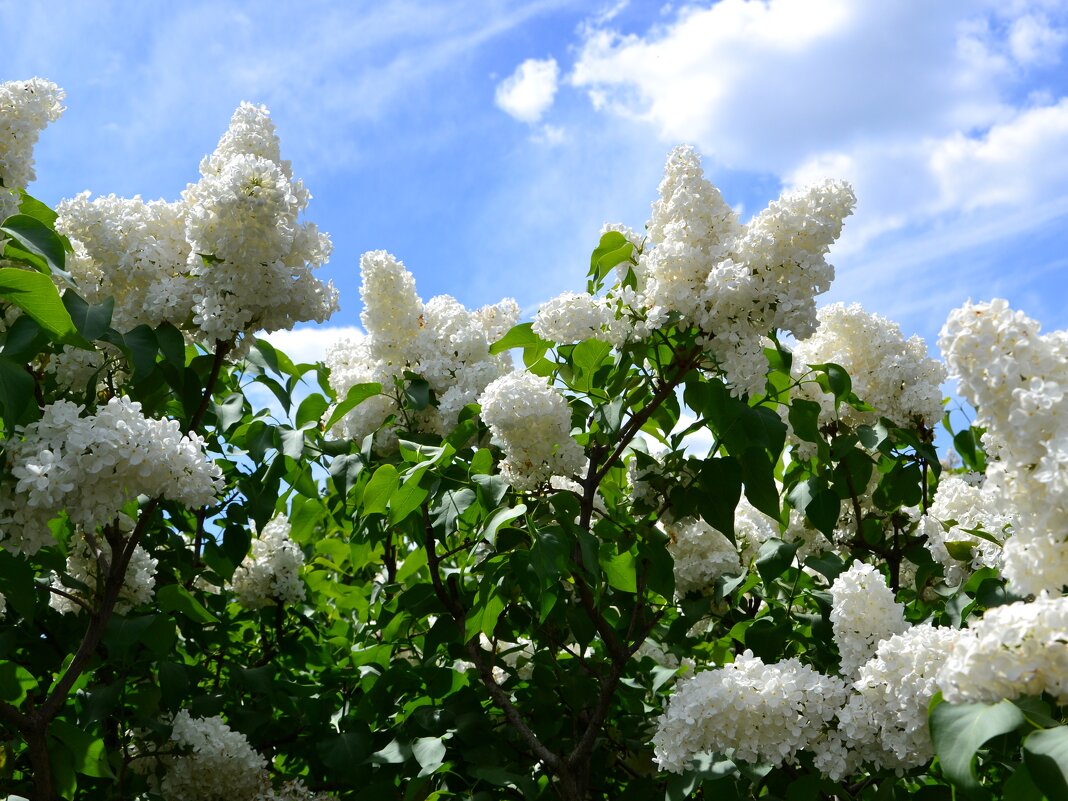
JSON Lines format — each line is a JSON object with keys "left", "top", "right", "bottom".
{"left": 5, "top": 0, "right": 1068, "bottom": 362}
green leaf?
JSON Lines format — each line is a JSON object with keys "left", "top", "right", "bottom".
{"left": 481, "top": 504, "right": 526, "bottom": 546}
{"left": 156, "top": 584, "right": 220, "bottom": 625}
{"left": 0, "top": 356, "right": 35, "bottom": 426}
{"left": 740, "top": 449, "right": 780, "bottom": 520}
{"left": 363, "top": 464, "right": 399, "bottom": 515}
{"left": 0, "top": 661, "right": 38, "bottom": 705}
{"left": 404, "top": 376, "right": 431, "bottom": 410}
{"left": 318, "top": 728, "right": 372, "bottom": 782}
{"left": 253, "top": 337, "right": 298, "bottom": 377}
{"left": 413, "top": 736, "right": 447, "bottom": 777}
{"left": 214, "top": 393, "right": 246, "bottom": 434}
{"left": 1, "top": 213, "right": 66, "bottom": 274}
{"left": 389, "top": 476, "right": 429, "bottom": 524}
{"left": 296, "top": 392, "right": 330, "bottom": 429}
{"left": 1023, "top": 726, "right": 1068, "bottom": 800}
{"left": 324, "top": 381, "right": 382, "bottom": 431}
{"left": 572, "top": 337, "right": 612, "bottom": 374}
{"left": 62, "top": 291, "right": 114, "bottom": 341}
{"left": 0, "top": 268, "right": 88, "bottom": 346}
{"left": 602, "top": 548, "right": 638, "bottom": 593}
{"left": 811, "top": 362, "right": 852, "bottom": 403}
{"left": 930, "top": 698, "right": 1025, "bottom": 795}
{"left": 788, "top": 398, "right": 824, "bottom": 444}
{"left": 17, "top": 190, "right": 59, "bottom": 227}
{"left": 431, "top": 488, "right": 476, "bottom": 534}
{"left": 805, "top": 488, "right": 840, "bottom": 538}
{"left": 51, "top": 719, "right": 114, "bottom": 778}
{"left": 755, "top": 538, "right": 799, "bottom": 586}
{"left": 1, "top": 313, "right": 50, "bottom": 362}
{"left": 589, "top": 230, "right": 634, "bottom": 283}
{"left": 696, "top": 456, "right": 742, "bottom": 540}
{"left": 489, "top": 322, "right": 547, "bottom": 354}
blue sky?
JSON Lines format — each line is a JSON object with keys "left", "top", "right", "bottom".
{"left": 5, "top": 0, "right": 1068, "bottom": 364}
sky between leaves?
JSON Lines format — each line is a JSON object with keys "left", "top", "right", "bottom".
{"left": 5, "top": 0, "right": 1068, "bottom": 365}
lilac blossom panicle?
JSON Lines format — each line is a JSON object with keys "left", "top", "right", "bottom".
{"left": 323, "top": 250, "right": 519, "bottom": 451}
{"left": 0, "top": 397, "right": 223, "bottom": 556}
{"left": 0, "top": 78, "right": 64, "bottom": 224}
{"left": 940, "top": 299, "right": 1068, "bottom": 596}
{"left": 231, "top": 513, "right": 307, "bottom": 609}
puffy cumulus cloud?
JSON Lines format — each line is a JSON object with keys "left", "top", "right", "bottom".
{"left": 930, "top": 99, "right": 1068, "bottom": 212}
{"left": 495, "top": 57, "right": 560, "bottom": 124}
{"left": 571, "top": 1, "right": 1068, "bottom": 251}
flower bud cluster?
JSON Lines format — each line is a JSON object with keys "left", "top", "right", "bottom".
{"left": 1, "top": 397, "right": 223, "bottom": 555}
{"left": 0, "top": 78, "right": 64, "bottom": 221}
{"left": 479, "top": 371, "right": 585, "bottom": 490}
{"left": 324, "top": 250, "right": 518, "bottom": 449}
{"left": 231, "top": 513, "right": 306, "bottom": 609}
{"left": 940, "top": 299, "right": 1068, "bottom": 595}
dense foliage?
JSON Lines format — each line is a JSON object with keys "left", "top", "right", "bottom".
{"left": 2, "top": 78, "right": 1068, "bottom": 801}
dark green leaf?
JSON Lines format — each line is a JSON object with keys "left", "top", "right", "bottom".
{"left": 755, "top": 538, "right": 799, "bottom": 586}
{"left": 1, "top": 213, "right": 66, "bottom": 274}
{"left": 1023, "top": 726, "right": 1068, "bottom": 801}
{"left": 930, "top": 698, "right": 1025, "bottom": 795}
{"left": 157, "top": 584, "right": 220, "bottom": 625}
{"left": 0, "top": 356, "right": 35, "bottom": 426}
{"left": 51, "top": 719, "right": 113, "bottom": 778}
{"left": 62, "top": 292, "right": 113, "bottom": 341}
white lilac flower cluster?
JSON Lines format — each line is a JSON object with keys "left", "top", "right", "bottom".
{"left": 652, "top": 650, "right": 849, "bottom": 773}
{"left": 56, "top": 102, "right": 338, "bottom": 346}
{"left": 663, "top": 516, "right": 742, "bottom": 595}
{"left": 791, "top": 303, "right": 946, "bottom": 432}
{"left": 0, "top": 78, "right": 64, "bottom": 222}
{"left": 813, "top": 624, "right": 960, "bottom": 779}
{"left": 656, "top": 562, "right": 964, "bottom": 779}
{"left": 733, "top": 497, "right": 780, "bottom": 565}
{"left": 939, "top": 595, "right": 1068, "bottom": 704}
{"left": 0, "top": 397, "right": 223, "bottom": 555}
{"left": 532, "top": 290, "right": 633, "bottom": 346}
{"left": 56, "top": 193, "right": 193, "bottom": 332}
{"left": 160, "top": 710, "right": 302, "bottom": 801}
{"left": 940, "top": 299, "right": 1068, "bottom": 596}
{"left": 45, "top": 343, "right": 126, "bottom": 394}
{"left": 324, "top": 250, "right": 518, "bottom": 450}
{"left": 50, "top": 526, "right": 158, "bottom": 614}
{"left": 479, "top": 371, "right": 585, "bottom": 490}
{"left": 919, "top": 473, "right": 1011, "bottom": 585}
{"left": 632, "top": 146, "right": 854, "bottom": 397}
{"left": 829, "top": 561, "right": 908, "bottom": 679}
{"left": 231, "top": 513, "right": 306, "bottom": 609}
{"left": 162, "top": 710, "right": 266, "bottom": 800}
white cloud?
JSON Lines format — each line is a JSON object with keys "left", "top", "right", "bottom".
{"left": 495, "top": 57, "right": 560, "bottom": 124}
{"left": 570, "top": 0, "right": 1068, "bottom": 257}
{"left": 259, "top": 325, "right": 363, "bottom": 366}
